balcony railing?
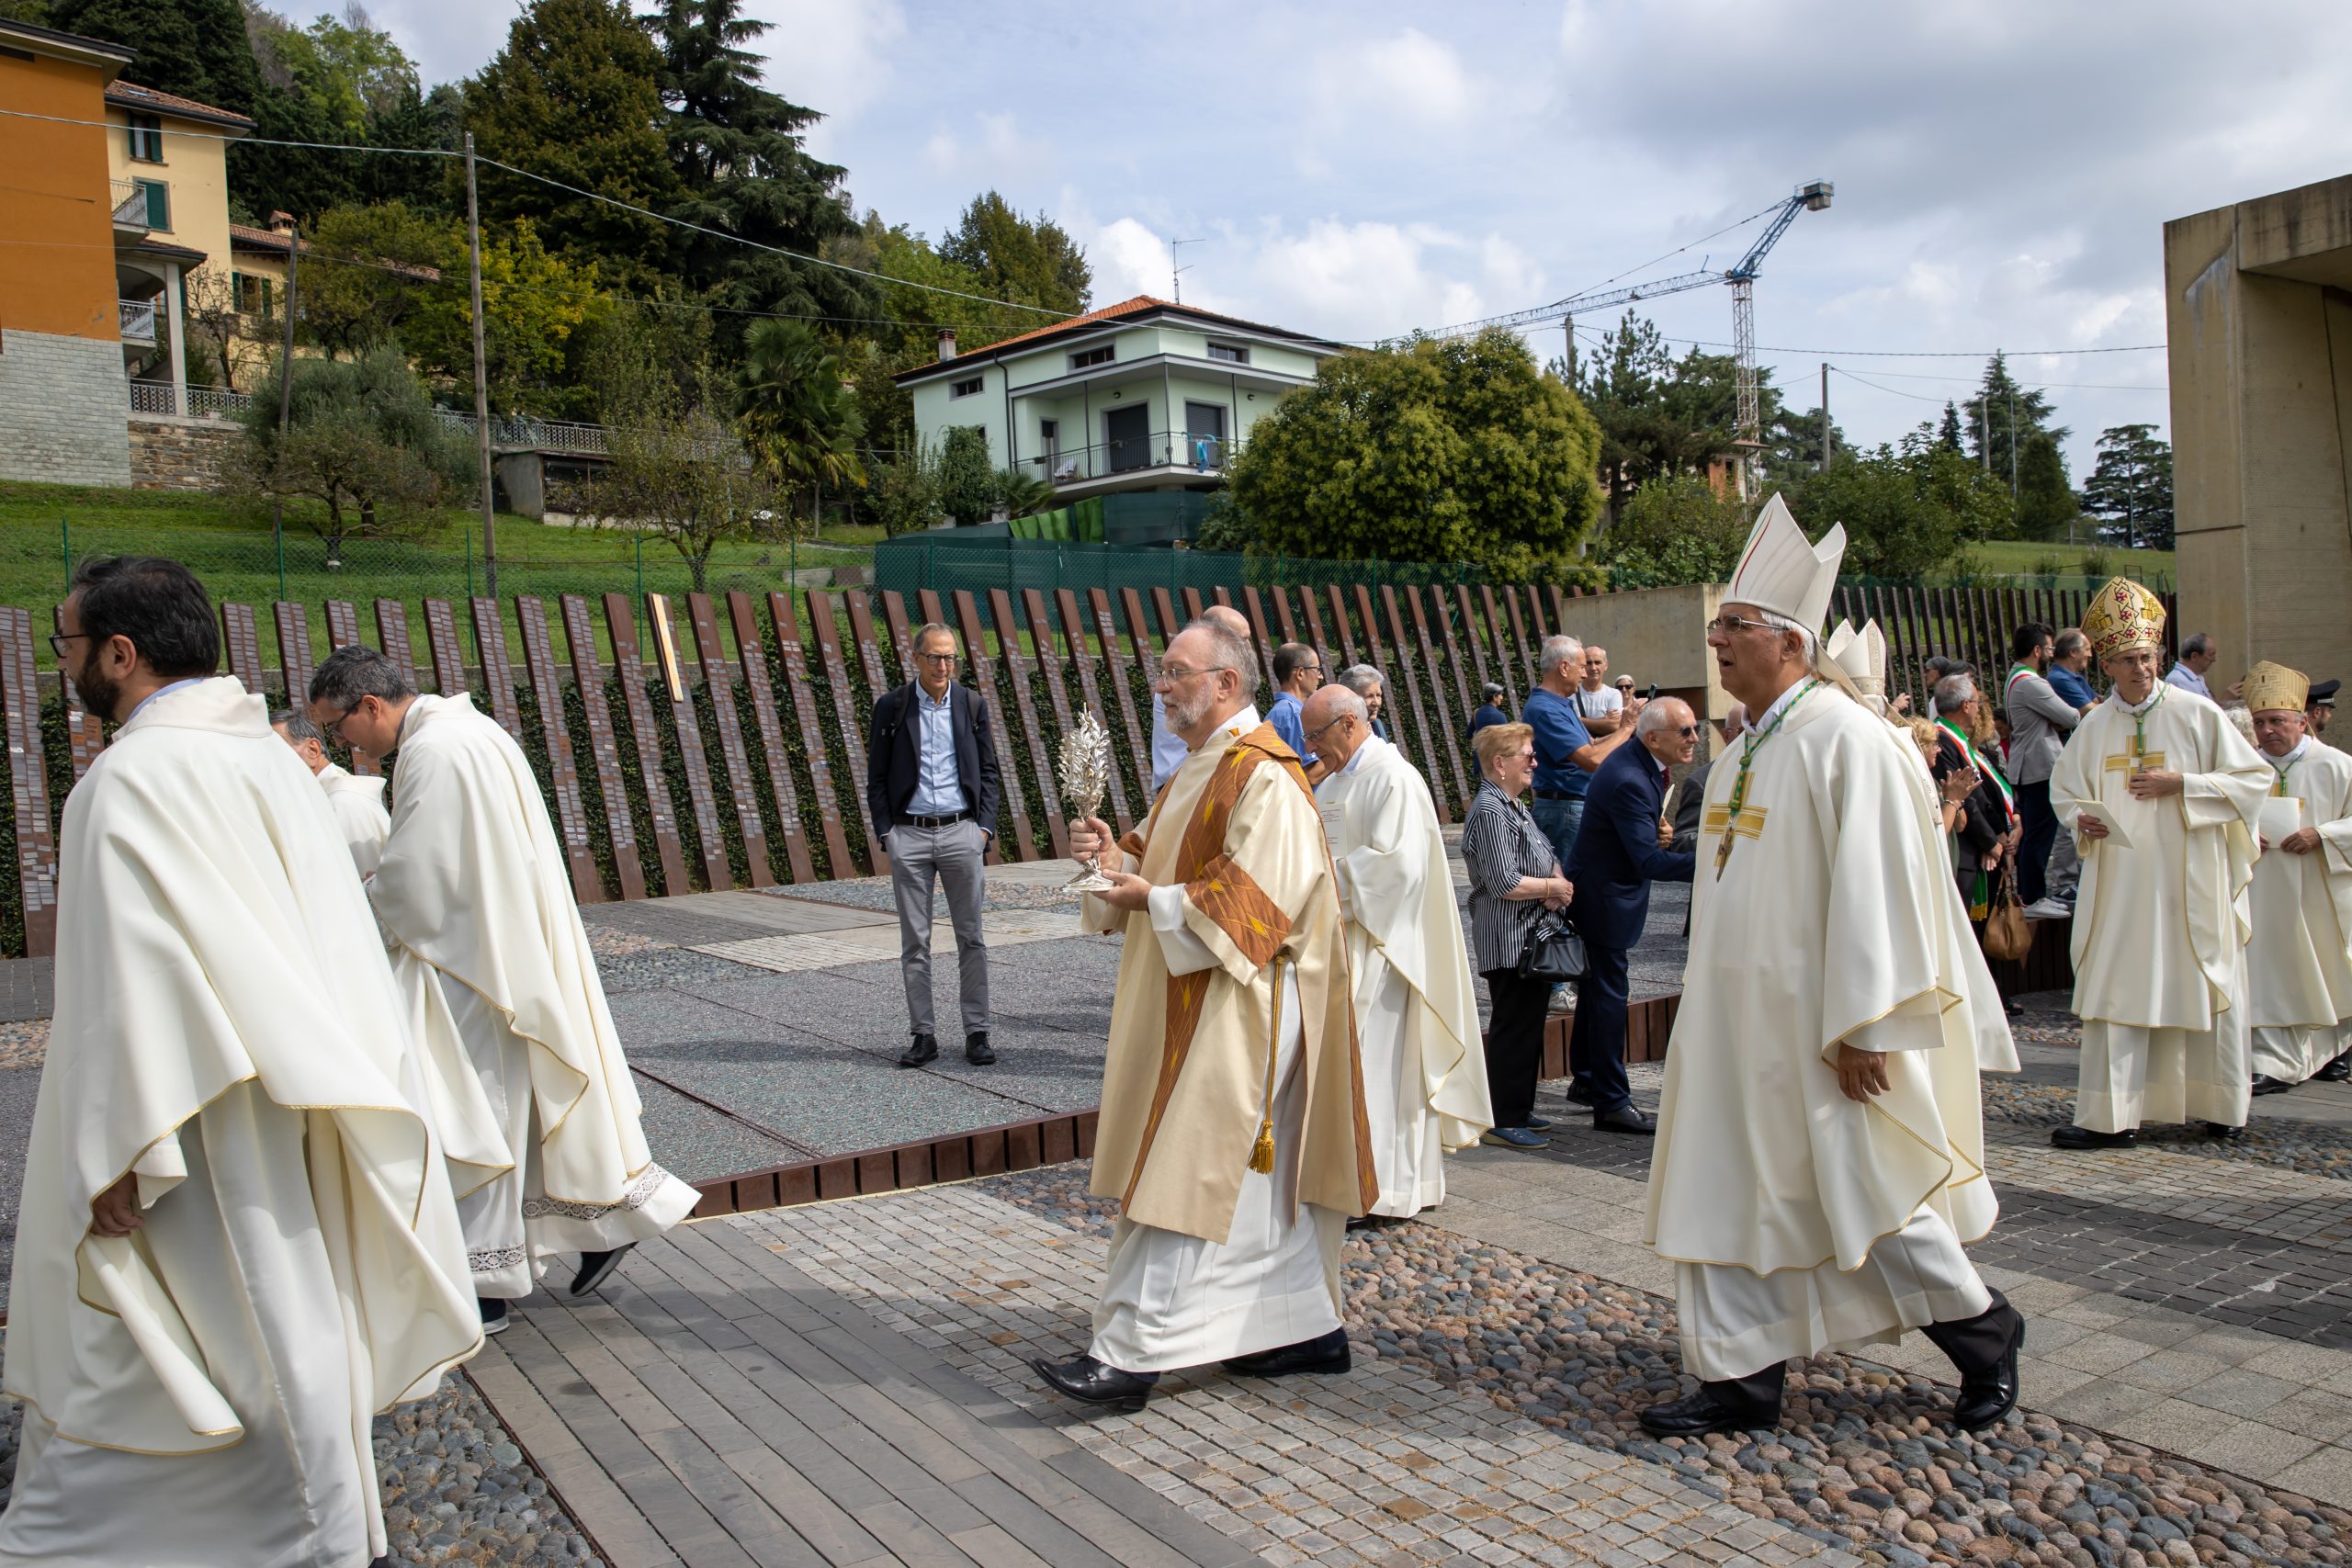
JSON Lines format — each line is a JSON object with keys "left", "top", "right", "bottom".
{"left": 119, "top": 299, "right": 158, "bottom": 344}
{"left": 109, "top": 178, "right": 150, "bottom": 228}
{"left": 129, "top": 382, "right": 253, "bottom": 418}
{"left": 120, "top": 383, "right": 643, "bottom": 446}
{"left": 1029, "top": 428, "right": 1236, "bottom": 486}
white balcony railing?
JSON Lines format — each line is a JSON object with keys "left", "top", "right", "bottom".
{"left": 110, "top": 178, "right": 150, "bottom": 228}
{"left": 119, "top": 299, "right": 158, "bottom": 344}
{"left": 128, "top": 382, "right": 253, "bottom": 419}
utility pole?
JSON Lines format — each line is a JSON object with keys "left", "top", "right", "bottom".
{"left": 2007, "top": 385, "right": 2018, "bottom": 501}
{"left": 464, "top": 131, "right": 497, "bottom": 599}
{"left": 1978, "top": 394, "right": 1991, "bottom": 474}
{"left": 273, "top": 219, "right": 300, "bottom": 583}
{"left": 1819, "top": 361, "right": 1831, "bottom": 471}
{"left": 1564, "top": 314, "right": 1576, "bottom": 385}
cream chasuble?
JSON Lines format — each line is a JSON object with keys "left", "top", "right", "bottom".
{"left": 2049, "top": 688, "right": 2269, "bottom": 1130}
{"left": 2246, "top": 739, "right": 2352, "bottom": 1082}
{"left": 370, "top": 694, "right": 695, "bottom": 1295}
{"left": 1645, "top": 682, "right": 2008, "bottom": 1382}
{"left": 317, "top": 761, "right": 390, "bottom": 877}
{"left": 2, "top": 678, "right": 480, "bottom": 1568}
{"left": 1316, "top": 737, "right": 1490, "bottom": 1216}
{"left": 1081, "top": 723, "right": 1373, "bottom": 1371}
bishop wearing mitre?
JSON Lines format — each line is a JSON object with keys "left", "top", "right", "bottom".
{"left": 1037, "top": 618, "right": 1374, "bottom": 1413}
{"left": 1640, "top": 501, "right": 2024, "bottom": 1439}
{"left": 309, "top": 646, "right": 697, "bottom": 1335}
{"left": 2240, "top": 662, "right": 2352, "bottom": 1092}
{"left": 2048, "top": 581, "right": 2269, "bottom": 1148}
{"left": 1302, "top": 681, "right": 1492, "bottom": 1218}
{"left": 4, "top": 558, "right": 479, "bottom": 1568}
{"left": 272, "top": 705, "right": 391, "bottom": 874}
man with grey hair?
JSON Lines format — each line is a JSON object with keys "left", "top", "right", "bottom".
{"left": 1150, "top": 604, "right": 1256, "bottom": 792}
{"left": 271, "top": 705, "right": 390, "bottom": 877}
{"left": 311, "top": 645, "right": 695, "bottom": 1335}
{"left": 1339, "top": 663, "right": 1391, "bottom": 740}
{"left": 1523, "top": 631, "right": 1645, "bottom": 877}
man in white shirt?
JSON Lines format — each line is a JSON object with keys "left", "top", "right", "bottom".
{"left": 1577, "top": 645, "right": 1626, "bottom": 735}
{"left": 1149, "top": 604, "right": 1256, "bottom": 793}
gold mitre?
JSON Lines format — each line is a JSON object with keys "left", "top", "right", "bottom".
{"left": 2082, "top": 576, "right": 2165, "bottom": 660}
{"left": 2244, "top": 660, "right": 2310, "bottom": 715}
{"left": 1728, "top": 492, "right": 1845, "bottom": 634}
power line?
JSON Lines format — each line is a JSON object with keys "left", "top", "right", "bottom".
{"left": 1564, "top": 320, "right": 2163, "bottom": 358}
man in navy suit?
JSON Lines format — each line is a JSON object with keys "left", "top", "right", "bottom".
{"left": 1565, "top": 698, "right": 1701, "bottom": 1133}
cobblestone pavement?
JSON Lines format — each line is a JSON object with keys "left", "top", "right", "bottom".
{"left": 748, "top": 1166, "right": 2352, "bottom": 1567}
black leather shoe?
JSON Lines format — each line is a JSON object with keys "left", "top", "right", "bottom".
{"left": 899, "top": 1032, "right": 939, "bottom": 1068}
{"left": 2251, "top": 1074, "right": 2294, "bottom": 1096}
{"left": 965, "top": 1031, "right": 996, "bottom": 1066}
{"left": 2051, "top": 1124, "right": 2136, "bottom": 1149}
{"left": 479, "top": 1297, "right": 510, "bottom": 1337}
{"left": 1639, "top": 1364, "right": 1784, "bottom": 1438}
{"left": 571, "top": 1245, "right": 635, "bottom": 1297}
{"left": 2203, "top": 1122, "right": 2247, "bottom": 1142}
{"left": 1224, "top": 1327, "right": 1351, "bottom": 1378}
{"left": 1564, "top": 1084, "right": 1596, "bottom": 1107}
{"left": 2318, "top": 1052, "right": 2351, "bottom": 1083}
{"left": 1921, "top": 1291, "right": 2023, "bottom": 1432}
{"left": 1592, "top": 1104, "right": 1656, "bottom": 1136}
{"left": 1034, "top": 1354, "right": 1156, "bottom": 1412}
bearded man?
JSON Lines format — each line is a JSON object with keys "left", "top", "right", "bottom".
{"left": 2239, "top": 662, "right": 2352, "bottom": 1092}
{"left": 1303, "top": 682, "right": 1490, "bottom": 1218}
{"left": 1639, "top": 498, "right": 2022, "bottom": 1439}
{"left": 1035, "top": 620, "right": 1372, "bottom": 1412}
{"left": 310, "top": 647, "right": 696, "bottom": 1335}
{"left": 2048, "top": 581, "right": 2270, "bottom": 1148}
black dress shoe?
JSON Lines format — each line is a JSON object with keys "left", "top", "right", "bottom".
{"left": 899, "top": 1032, "right": 939, "bottom": 1068}
{"left": 1591, "top": 1104, "right": 1656, "bottom": 1136}
{"left": 2251, "top": 1074, "right": 2294, "bottom": 1096}
{"left": 2318, "top": 1052, "right": 2351, "bottom": 1082}
{"left": 1921, "top": 1290, "right": 2024, "bottom": 1432}
{"left": 571, "top": 1245, "right": 636, "bottom": 1297}
{"left": 2050, "top": 1124, "right": 2137, "bottom": 1149}
{"left": 1564, "top": 1084, "right": 1596, "bottom": 1107}
{"left": 1224, "top": 1327, "right": 1351, "bottom": 1378}
{"left": 965, "top": 1031, "right": 996, "bottom": 1066}
{"left": 1033, "top": 1354, "right": 1157, "bottom": 1412}
{"left": 2203, "top": 1122, "right": 2247, "bottom": 1142}
{"left": 1639, "top": 1364, "right": 1784, "bottom": 1438}
{"left": 479, "top": 1297, "right": 510, "bottom": 1337}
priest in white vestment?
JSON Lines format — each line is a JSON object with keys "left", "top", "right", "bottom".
{"left": 3, "top": 557, "right": 480, "bottom": 1568}
{"left": 1303, "top": 682, "right": 1491, "bottom": 1218}
{"left": 1640, "top": 499, "right": 2024, "bottom": 1439}
{"left": 1035, "top": 619, "right": 1374, "bottom": 1413}
{"left": 2049, "top": 580, "right": 2271, "bottom": 1148}
{"left": 274, "top": 705, "right": 390, "bottom": 875}
{"left": 310, "top": 647, "right": 697, "bottom": 1335}
{"left": 2239, "top": 662, "right": 2352, "bottom": 1092}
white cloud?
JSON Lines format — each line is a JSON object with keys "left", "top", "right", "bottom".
{"left": 747, "top": 0, "right": 907, "bottom": 153}
{"left": 922, "top": 111, "right": 1055, "bottom": 182}
{"left": 1315, "top": 28, "right": 1474, "bottom": 130}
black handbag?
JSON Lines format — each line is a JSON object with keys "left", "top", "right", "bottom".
{"left": 1517, "top": 908, "right": 1588, "bottom": 983}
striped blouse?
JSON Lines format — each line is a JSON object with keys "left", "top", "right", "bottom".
{"left": 1460, "top": 781, "right": 1559, "bottom": 974}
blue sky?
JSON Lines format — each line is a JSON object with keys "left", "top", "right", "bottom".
{"left": 373, "top": 0, "right": 2352, "bottom": 479}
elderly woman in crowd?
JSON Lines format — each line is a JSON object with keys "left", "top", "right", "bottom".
{"left": 1461, "top": 722, "right": 1574, "bottom": 1152}
{"left": 1339, "top": 664, "right": 1391, "bottom": 740}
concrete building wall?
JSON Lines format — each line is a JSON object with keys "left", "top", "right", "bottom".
{"left": 0, "top": 40, "right": 120, "bottom": 340}
{"left": 2165, "top": 173, "right": 2352, "bottom": 688}
{"left": 0, "top": 330, "right": 133, "bottom": 486}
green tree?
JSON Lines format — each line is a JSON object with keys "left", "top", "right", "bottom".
{"left": 940, "top": 191, "right": 1091, "bottom": 314}
{"left": 1782, "top": 433, "right": 2008, "bottom": 580}
{"left": 232, "top": 344, "right": 471, "bottom": 556}
{"left": 734, "top": 319, "right": 865, "bottom": 533}
{"left": 2014, "top": 432, "right": 2080, "bottom": 543}
{"left": 1569, "top": 315, "right": 1781, "bottom": 517}
{"left": 297, "top": 201, "right": 457, "bottom": 357}
{"left": 233, "top": 7, "right": 459, "bottom": 220}
{"left": 1227, "top": 329, "right": 1601, "bottom": 578}
{"left": 566, "top": 352, "right": 773, "bottom": 591}
{"left": 1598, "top": 475, "right": 1749, "bottom": 589}
{"left": 645, "top": 0, "right": 865, "bottom": 333}
{"left": 465, "top": 0, "right": 676, "bottom": 282}
{"left": 1963, "top": 353, "right": 2068, "bottom": 487}
{"left": 0, "top": 0, "right": 51, "bottom": 24}
{"left": 822, "top": 209, "right": 1046, "bottom": 360}
{"left": 934, "top": 425, "right": 997, "bottom": 526}
{"left": 2080, "top": 423, "right": 2175, "bottom": 549}
{"left": 50, "top": 0, "right": 256, "bottom": 110}
{"left": 863, "top": 439, "right": 943, "bottom": 537}
{"left": 1937, "top": 400, "right": 1965, "bottom": 453}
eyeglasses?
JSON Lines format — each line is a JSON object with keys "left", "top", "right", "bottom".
{"left": 1705, "top": 615, "right": 1781, "bottom": 637}
{"left": 1152, "top": 663, "right": 1215, "bottom": 688}
{"left": 1673, "top": 725, "right": 1702, "bottom": 739}
{"left": 1305, "top": 714, "right": 1353, "bottom": 741}
{"left": 321, "top": 702, "right": 365, "bottom": 742}
{"left": 917, "top": 649, "right": 957, "bottom": 664}
{"left": 48, "top": 632, "right": 90, "bottom": 659}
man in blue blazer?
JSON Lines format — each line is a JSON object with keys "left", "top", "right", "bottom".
{"left": 1565, "top": 698, "right": 1701, "bottom": 1133}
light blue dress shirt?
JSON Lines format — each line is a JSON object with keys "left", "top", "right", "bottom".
{"left": 907, "top": 683, "right": 965, "bottom": 817}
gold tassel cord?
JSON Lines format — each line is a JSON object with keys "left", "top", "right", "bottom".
{"left": 1250, "top": 954, "right": 1283, "bottom": 1175}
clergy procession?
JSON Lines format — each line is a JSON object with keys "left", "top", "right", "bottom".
{"left": 5, "top": 516, "right": 2348, "bottom": 1566}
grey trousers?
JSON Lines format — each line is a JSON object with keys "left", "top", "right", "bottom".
{"left": 889, "top": 816, "right": 990, "bottom": 1037}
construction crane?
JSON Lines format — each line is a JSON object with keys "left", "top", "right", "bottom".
{"left": 1434, "top": 180, "right": 1833, "bottom": 494}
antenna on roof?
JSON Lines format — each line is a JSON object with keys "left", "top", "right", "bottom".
{"left": 1171, "top": 236, "right": 1208, "bottom": 304}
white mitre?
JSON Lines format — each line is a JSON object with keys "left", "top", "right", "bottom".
{"left": 1727, "top": 493, "right": 1845, "bottom": 633}
{"left": 1826, "top": 618, "right": 1889, "bottom": 714}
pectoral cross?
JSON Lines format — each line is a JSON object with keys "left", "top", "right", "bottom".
{"left": 2103, "top": 734, "right": 2165, "bottom": 780}
{"left": 1702, "top": 803, "right": 1766, "bottom": 878}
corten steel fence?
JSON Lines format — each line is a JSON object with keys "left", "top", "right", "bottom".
{"left": 1834, "top": 581, "right": 2179, "bottom": 713}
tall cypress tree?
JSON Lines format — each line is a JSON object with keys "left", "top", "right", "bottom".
{"left": 49, "top": 0, "right": 258, "bottom": 110}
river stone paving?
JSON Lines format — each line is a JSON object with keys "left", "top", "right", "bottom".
{"left": 819, "top": 1162, "right": 2352, "bottom": 1568}
{"left": 0, "top": 1373, "right": 600, "bottom": 1567}
{"left": 0, "top": 1024, "right": 44, "bottom": 1074}
{"left": 1982, "top": 1077, "right": 2352, "bottom": 1182}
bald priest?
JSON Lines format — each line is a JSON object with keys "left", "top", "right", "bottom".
{"left": 1640, "top": 499, "right": 2024, "bottom": 1439}
{"left": 1037, "top": 618, "right": 1374, "bottom": 1412}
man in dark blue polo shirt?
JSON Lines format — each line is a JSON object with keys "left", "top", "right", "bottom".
{"left": 1523, "top": 632, "right": 1644, "bottom": 869}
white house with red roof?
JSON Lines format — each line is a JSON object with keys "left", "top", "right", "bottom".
{"left": 891, "top": 296, "right": 1349, "bottom": 501}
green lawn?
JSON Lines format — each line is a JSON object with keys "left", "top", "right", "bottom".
{"left": 1957, "top": 537, "right": 2175, "bottom": 584}
{"left": 0, "top": 481, "right": 879, "bottom": 671}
